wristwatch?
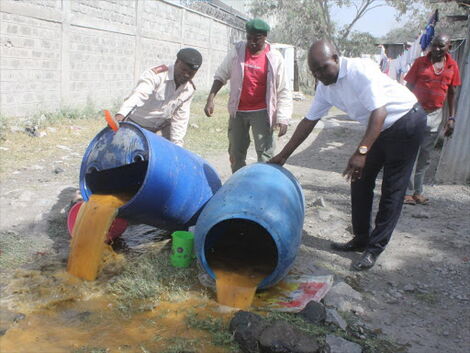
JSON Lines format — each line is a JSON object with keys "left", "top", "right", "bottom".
{"left": 358, "top": 145, "right": 368, "bottom": 155}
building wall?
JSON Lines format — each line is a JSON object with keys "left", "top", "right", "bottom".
{"left": 0, "top": 0, "right": 245, "bottom": 117}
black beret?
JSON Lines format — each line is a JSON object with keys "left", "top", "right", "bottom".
{"left": 177, "top": 47, "right": 202, "bottom": 70}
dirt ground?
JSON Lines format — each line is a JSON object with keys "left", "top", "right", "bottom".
{"left": 0, "top": 98, "right": 469, "bottom": 353}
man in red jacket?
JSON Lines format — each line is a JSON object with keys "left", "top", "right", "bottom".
{"left": 404, "top": 34, "right": 461, "bottom": 205}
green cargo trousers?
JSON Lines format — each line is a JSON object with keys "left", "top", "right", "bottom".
{"left": 228, "top": 110, "right": 275, "bottom": 173}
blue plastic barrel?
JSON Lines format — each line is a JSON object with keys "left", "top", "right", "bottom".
{"left": 79, "top": 122, "right": 222, "bottom": 229}
{"left": 194, "top": 163, "right": 305, "bottom": 289}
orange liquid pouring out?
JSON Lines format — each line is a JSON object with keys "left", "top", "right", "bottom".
{"left": 67, "top": 194, "right": 130, "bottom": 281}
{"left": 208, "top": 225, "right": 275, "bottom": 310}
{"left": 213, "top": 265, "right": 265, "bottom": 310}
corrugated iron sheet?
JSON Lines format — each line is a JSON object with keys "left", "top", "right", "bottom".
{"left": 435, "top": 24, "right": 470, "bottom": 184}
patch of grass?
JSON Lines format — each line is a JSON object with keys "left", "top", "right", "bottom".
{"left": 185, "top": 90, "right": 230, "bottom": 157}
{"left": 414, "top": 292, "right": 437, "bottom": 305}
{"left": 0, "top": 114, "right": 9, "bottom": 140}
{"left": 106, "top": 248, "right": 199, "bottom": 314}
{"left": 159, "top": 337, "right": 200, "bottom": 353}
{"left": 71, "top": 346, "right": 109, "bottom": 353}
{"left": 0, "top": 231, "right": 48, "bottom": 271}
{"left": 266, "top": 311, "right": 330, "bottom": 338}
{"left": 186, "top": 311, "right": 237, "bottom": 348}
{"left": 0, "top": 110, "right": 104, "bottom": 175}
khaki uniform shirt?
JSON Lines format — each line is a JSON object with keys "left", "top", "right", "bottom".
{"left": 117, "top": 64, "right": 195, "bottom": 146}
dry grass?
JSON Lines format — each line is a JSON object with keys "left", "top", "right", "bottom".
{"left": 106, "top": 246, "right": 202, "bottom": 313}
{"left": 0, "top": 91, "right": 321, "bottom": 176}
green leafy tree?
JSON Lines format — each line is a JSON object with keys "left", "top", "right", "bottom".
{"left": 250, "top": 0, "right": 413, "bottom": 52}
{"left": 342, "top": 31, "right": 379, "bottom": 56}
{"left": 250, "top": 0, "right": 467, "bottom": 52}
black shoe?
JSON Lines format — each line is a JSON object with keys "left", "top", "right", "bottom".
{"left": 352, "top": 251, "right": 378, "bottom": 271}
{"left": 331, "top": 239, "right": 367, "bottom": 252}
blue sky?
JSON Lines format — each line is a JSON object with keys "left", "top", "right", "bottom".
{"left": 332, "top": 4, "right": 406, "bottom": 38}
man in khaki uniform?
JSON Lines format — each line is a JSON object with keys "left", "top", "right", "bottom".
{"left": 115, "top": 48, "right": 202, "bottom": 146}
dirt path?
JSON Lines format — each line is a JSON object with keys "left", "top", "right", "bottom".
{"left": 0, "top": 100, "right": 469, "bottom": 352}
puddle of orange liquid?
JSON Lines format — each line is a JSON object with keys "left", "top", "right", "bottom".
{"left": 0, "top": 297, "right": 232, "bottom": 353}
{"left": 67, "top": 194, "right": 130, "bottom": 281}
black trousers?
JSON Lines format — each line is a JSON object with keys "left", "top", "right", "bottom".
{"left": 351, "top": 105, "right": 426, "bottom": 255}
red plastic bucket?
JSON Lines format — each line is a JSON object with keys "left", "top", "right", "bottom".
{"left": 67, "top": 201, "right": 128, "bottom": 242}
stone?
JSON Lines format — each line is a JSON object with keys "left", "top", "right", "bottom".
{"left": 403, "top": 284, "right": 416, "bottom": 292}
{"left": 13, "top": 313, "right": 26, "bottom": 322}
{"left": 311, "top": 197, "right": 326, "bottom": 208}
{"left": 258, "top": 320, "right": 322, "bottom": 353}
{"left": 24, "top": 126, "right": 40, "bottom": 137}
{"left": 411, "top": 211, "right": 430, "bottom": 219}
{"left": 53, "top": 167, "right": 64, "bottom": 174}
{"left": 325, "top": 308, "right": 347, "bottom": 330}
{"left": 318, "top": 209, "right": 331, "bottom": 221}
{"left": 229, "top": 311, "right": 268, "bottom": 353}
{"left": 323, "top": 282, "right": 363, "bottom": 313}
{"left": 326, "top": 334, "right": 362, "bottom": 353}
{"left": 299, "top": 301, "right": 326, "bottom": 325}
{"left": 197, "top": 273, "right": 215, "bottom": 290}
{"left": 56, "top": 144, "right": 71, "bottom": 151}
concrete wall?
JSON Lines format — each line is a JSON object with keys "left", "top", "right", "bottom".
{"left": 0, "top": 0, "right": 245, "bottom": 117}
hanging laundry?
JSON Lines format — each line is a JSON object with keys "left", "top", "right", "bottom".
{"left": 419, "top": 10, "right": 439, "bottom": 51}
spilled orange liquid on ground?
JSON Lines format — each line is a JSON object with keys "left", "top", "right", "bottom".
{"left": 0, "top": 297, "right": 232, "bottom": 353}
{"left": 67, "top": 194, "right": 131, "bottom": 281}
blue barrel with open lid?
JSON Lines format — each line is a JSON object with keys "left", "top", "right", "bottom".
{"left": 194, "top": 163, "right": 305, "bottom": 289}
{"left": 79, "top": 122, "right": 222, "bottom": 229}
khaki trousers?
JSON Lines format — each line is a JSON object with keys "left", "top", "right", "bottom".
{"left": 228, "top": 110, "right": 274, "bottom": 173}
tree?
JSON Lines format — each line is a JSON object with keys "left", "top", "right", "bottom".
{"left": 250, "top": 0, "right": 467, "bottom": 52}
{"left": 341, "top": 31, "right": 379, "bottom": 57}
{"left": 383, "top": 2, "right": 468, "bottom": 43}
{"left": 250, "top": 0, "right": 337, "bottom": 48}
{"left": 250, "top": 0, "right": 412, "bottom": 53}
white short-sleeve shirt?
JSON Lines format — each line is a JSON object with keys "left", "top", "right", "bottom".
{"left": 306, "top": 57, "right": 417, "bottom": 130}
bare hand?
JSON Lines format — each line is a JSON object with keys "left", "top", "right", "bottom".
{"left": 343, "top": 153, "right": 366, "bottom": 182}
{"left": 204, "top": 100, "right": 214, "bottom": 117}
{"left": 268, "top": 153, "right": 288, "bottom": 166}
{"left": 275, "top": 123, "right": 288, "bottom": 137}
{"left": 444, "top": 119, "right": 455, "bottom": 137}
{"left": 115, "top": 113, "right": 125, "bottom": 122}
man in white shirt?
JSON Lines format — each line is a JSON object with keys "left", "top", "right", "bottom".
{"left": 270, "top": 40, "right": 426, "bottom": 270}
{"left": 114, "top": 48, "right": 202, "bottom": 146}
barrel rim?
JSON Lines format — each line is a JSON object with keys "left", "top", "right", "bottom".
{"left": 195, "top": 212, "right": 289, "bottom": 289}
{"left": 117, "top": 123, "right": 153, "bottom": 214}
{"left": 79, "top": 123, "right": 149, "bottom": 209}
